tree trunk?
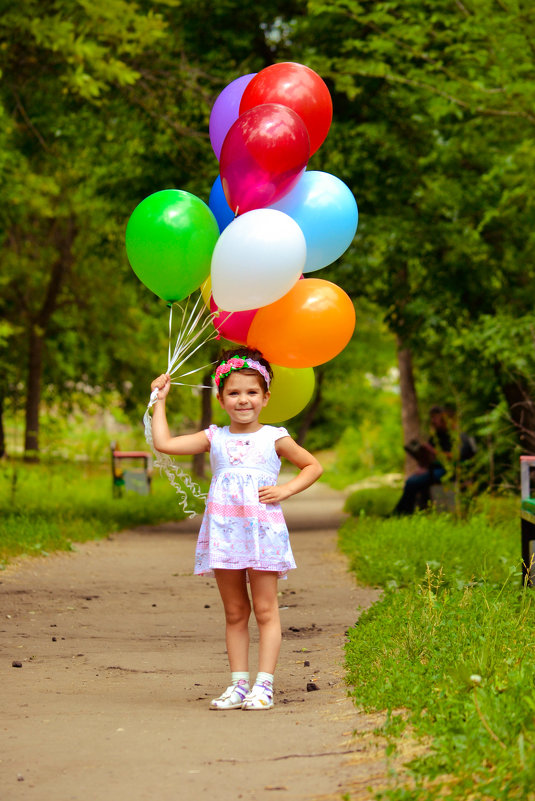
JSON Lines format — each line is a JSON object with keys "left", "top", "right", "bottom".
{"left": 0, "top": 388, "right": 5, "bottom": 459}
{"left": 396, "top": 337, "right": 421, "bottom": 475}
{"left": 500, "top": 376, "right": 535, "bottom": 454}
{"left": 24, "top": 326, "right": 44, "bottom": 458}
{"left": 22, "top": 217, "right": 77, "bottom": 458}
{"left": 192, "top": 371, "right": 213, "bottom": 478}
{"left": 296, "top": 367, "right": 324, "bottom": 446}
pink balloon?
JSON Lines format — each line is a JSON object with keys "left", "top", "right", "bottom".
{"left": 209, "top": 74, "right": 256, "bottom": 161}
{"left": 219, "top": 103, "right": 310, "bottom": 214}
{"left": 210, "top": 296, "right": 258, "bottom": 345}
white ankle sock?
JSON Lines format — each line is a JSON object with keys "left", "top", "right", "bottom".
{"left": 255, "top": 671, "right": 274, "bottom": 686}
{"left": 231, "top": 671, "right": 250, "bottom": 685}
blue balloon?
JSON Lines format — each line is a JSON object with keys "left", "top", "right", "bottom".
{"left": 269, "top": 171, "right": 358, "bottom": 272}
{"left": 209, "top": 175, "right": 234, "bottom": 233}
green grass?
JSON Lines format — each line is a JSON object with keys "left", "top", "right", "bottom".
{"left": 340, "top": 500, "right": 535, "bottom": 801}
{"left": 0, "top": 461, "right": 206, "bottom": 568}
{"left": 340, "top": 499, "right": 519, "bottom": 590}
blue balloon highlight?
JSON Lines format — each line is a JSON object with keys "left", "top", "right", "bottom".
{"left": 269, "top": 171, "right": 358, "bottom": 272}
{"left": 209, "top": 175, "right": 235, "bottom": 233}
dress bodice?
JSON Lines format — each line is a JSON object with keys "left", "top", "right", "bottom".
{"left": 206, "top": 425, "right": 289, "bottom": 481}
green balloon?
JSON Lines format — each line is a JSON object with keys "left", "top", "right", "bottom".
{"left": 259, "top": 365, "right": 315, "bottom": 424}
{"left": 125, "top": 189, "right": 220, "bottom": 302}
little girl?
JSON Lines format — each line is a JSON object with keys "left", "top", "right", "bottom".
{"left": 150, "top": 346, "right": 322, "bottom": 711}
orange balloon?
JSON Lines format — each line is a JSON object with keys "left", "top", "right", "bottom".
{"left": 247, "top": 278, "right": 355, "bottom": 367}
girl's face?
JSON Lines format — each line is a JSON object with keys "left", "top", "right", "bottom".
{"left": 217, "top": 371, "right": 270, "bottom": 431}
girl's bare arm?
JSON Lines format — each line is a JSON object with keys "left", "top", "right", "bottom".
{"left": 258, "top": 437, "right": 323, "bottom": 504}
{"left": 150, "top": 374, "right": 210, "bottom": 456}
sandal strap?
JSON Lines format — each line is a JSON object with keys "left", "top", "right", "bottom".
{"left": 229, "top": 682, "right": 249, "bottom": 702}
{"left": 211, "top": 681, "right": 249, "bottom": 708}
{"left": 242, "top": 681, "right": 274, "bottom": 709}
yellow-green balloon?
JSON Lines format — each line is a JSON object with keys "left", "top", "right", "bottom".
{"left": 259, "top": 365, "right": 315, "bottom": 424}
{"left": 125, "top": 189, "right": 220, "bottom": 302}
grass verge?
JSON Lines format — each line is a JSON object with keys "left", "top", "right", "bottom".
{"left": 0, "top": 461, "right": 205, "bottom": 568}
{"left": 340, "top": 501, "right": 535, "bottom": 800}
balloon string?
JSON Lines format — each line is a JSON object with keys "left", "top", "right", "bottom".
{"left": 167, "top": 294, "right": 218, "bottom": 378}
{"left": 144, "top": 293, "right": 218, "bottom": 518}
{"left": 167, "top": 304, "right": 173, "bottom": 370}
{"left": 143, "top": 403, "right": 205, "bottom": 519}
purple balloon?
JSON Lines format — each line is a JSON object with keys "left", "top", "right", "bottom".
{"left": 209, "top": 74, "right": 256, "bottom": 161}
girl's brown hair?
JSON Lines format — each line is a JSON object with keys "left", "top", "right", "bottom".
{"left": 216, "top": 346, "right": 273, "bottom": 393}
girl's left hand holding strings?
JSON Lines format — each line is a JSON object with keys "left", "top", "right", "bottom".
{"left": 151, "top": 373, "right": 171, "bottom": 400}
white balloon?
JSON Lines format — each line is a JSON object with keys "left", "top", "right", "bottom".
{"left": 211, "top": 209, "right": 306, "bottom": 311}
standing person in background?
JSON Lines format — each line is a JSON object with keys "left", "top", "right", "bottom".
{"left": 150, "top": 347, "right": 322, "bottom": 710}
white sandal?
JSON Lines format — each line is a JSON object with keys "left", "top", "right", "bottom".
{"left": 209, "top": 681, "right": 249, "bottom": 710}
{"left": 241, "top": 681, "right": 274, "bottom": 710}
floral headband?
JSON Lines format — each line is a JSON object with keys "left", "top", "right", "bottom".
{"left": 213, "top": 356, "right": 271, "bottom": 389}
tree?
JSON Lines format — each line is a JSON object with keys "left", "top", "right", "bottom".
{"left": 0, "top": 0, "right": 313, "bottom": 458}
{"left": 306, "top": 0, "right": 535, "bottom": 125}
{"left": 0, "top": 2, "right": 173, "bottom": 454}
{"left": 293, "top": 0, "right": 535, "bottom": 467}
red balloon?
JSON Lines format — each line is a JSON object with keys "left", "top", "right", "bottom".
{"left": 240, "top": 62, "right": 333, "bottom": 156}
{"left": 220, "top": 103, "right": 310, "bottom": 214}
{"left": 210, "top": 296, "right": 257, "bottom": 345}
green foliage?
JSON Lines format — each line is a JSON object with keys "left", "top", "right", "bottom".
{"left": 343, "top": 485, "right": 400, "bottom": 517}
{"left": 3, "top": 379, "right": 205, "bottom": 460}
{"left": 341, "top": 503, "right": 535, "bottom": 799}
{"left": 293, "top": 2, "right": 535, "bottom": 466}
{"left": 2, "top": 1, "right": 169, "bottom": 100}
{"left": 0, "top": 460, "right": 204, "bottom": 568}
{"left": 328, "top": 406, "right": 402, "bottom": 480}
{"left": 307, "top": 0, "right": 535, "bottom": 124}
{"left": 0, "top": 0, "right": 223, "bottom": 451}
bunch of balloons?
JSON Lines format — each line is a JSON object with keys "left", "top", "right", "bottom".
{"left": 125, "top": 62, "right": 358, "bottom": 423}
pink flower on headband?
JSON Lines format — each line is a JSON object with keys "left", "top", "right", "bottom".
{"left": 213, "top": 356, "right": 271, "bottom": 389}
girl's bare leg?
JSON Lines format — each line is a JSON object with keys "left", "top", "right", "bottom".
{"left": 214, "top": 569, "right": 251, "bottom": 672}
{"left": 248, "top": 570, "right": 281, "bottom": 674}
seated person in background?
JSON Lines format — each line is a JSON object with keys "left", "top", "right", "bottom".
{"left": 392, "top": 405, "right": 476, "bottom": 516}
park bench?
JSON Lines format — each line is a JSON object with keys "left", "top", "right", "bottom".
{"left": 520, "top": 455, "right": 535, "bottom": 587}
{"left": 110, "top": 444, "right": 153, "bottom": 497}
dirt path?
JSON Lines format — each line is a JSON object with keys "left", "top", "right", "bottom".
{"left": 1, "top": 480, "right": 388, "bottom": 801}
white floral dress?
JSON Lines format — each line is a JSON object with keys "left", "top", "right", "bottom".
{"left": 194, "top": 424, "right": 297, "bottom": 578}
